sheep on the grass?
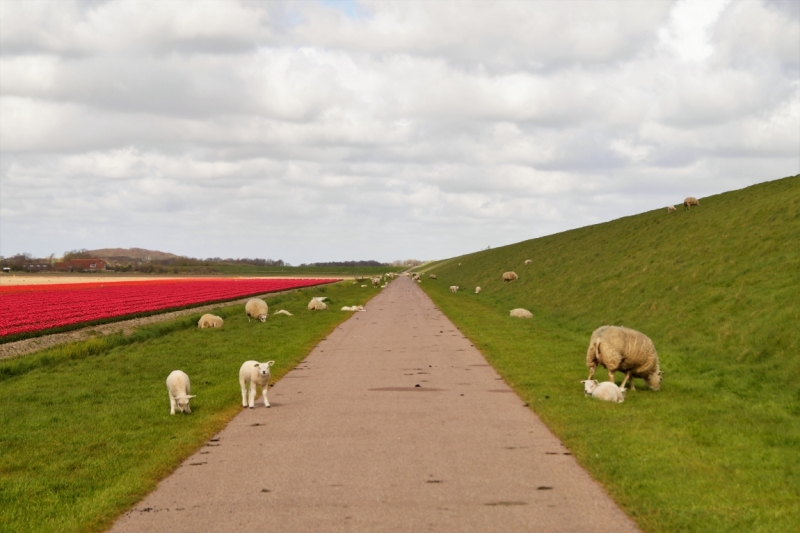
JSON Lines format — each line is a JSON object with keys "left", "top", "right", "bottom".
{"left": 245, "top": 298, "right": 268, "bottom": 322}
{"left": 475, "top": 286, "right": 481, "bottom": 294}
{"left": 502, "top": 271, "right": 519, "bottom": 282}
{"left": 198, "top": 314, "right": 223, "bottom": 328}
{"left": 449, "top": 286, "right": 459, "bottom": 293}
{"left": 586, "top": 326, "right": 662, "bottom": 391}
{"left": 581, "top": 380, "right": 626, "bottom": 403}
{"left": 273, "top": 309, "right": 293, "bottom": 316}
{"left": 166, "top": 370, "right": 196, "bottom": 415}
{"left": 239, "top": 360, "right": 274, "bottom": 408}
{"left": 510, "top": 308, "right": 532, "bottom": 318}
{"left": 524, "top": 259, "right": 533, "bottom": 264}
{"left": 308, "top": 299, "right": 328, "bottom": 310}
{"left": 429, "top": 274, "right": 437, "bottom": 279}
{"left": 667, "top": 205, "right": 676, "bottom": 213}
{"left": 684, "top": 197, "right": 700, "bottom": 209}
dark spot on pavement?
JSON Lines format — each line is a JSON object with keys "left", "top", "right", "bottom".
{"left": 484, "top": 501, "right": 527, "bottom": 506}
{"left": 261, "top": 488, "right": 271, "bottom": 493}
{"left": 537, "top": 486, "right": 554, "bottom": 490}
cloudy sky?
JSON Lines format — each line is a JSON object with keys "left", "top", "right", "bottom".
{"left": 1, "top": 0, "right": 798, "bottom": 264}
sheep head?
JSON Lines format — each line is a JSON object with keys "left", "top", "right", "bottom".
{"left": 580, "top": 379, "right": 599, "bottom": 395}
{"left": 645, "top": 371, "right": 662, "bottom": 391}
{"left": 175, "top": 394, "right": 196, "bottom": 413}
{"left": 255, "top": 361, "right": 275, "bottom": 377}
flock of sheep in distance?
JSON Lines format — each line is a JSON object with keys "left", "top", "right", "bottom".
{"left": 170, "top": 197, "right": 697, "bottom": 413}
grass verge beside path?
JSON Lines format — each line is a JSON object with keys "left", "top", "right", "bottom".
{"left": 0, "top": 281, "right": 377, "bottom": 533}
{"left": 418, "top": 175, "right": 800, "bottom": 533}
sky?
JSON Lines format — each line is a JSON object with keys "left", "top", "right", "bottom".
{"left": 1, "top": 0, "right": 798, "bottom": 264}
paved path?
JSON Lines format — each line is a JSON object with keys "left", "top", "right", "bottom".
{"left": 109, "top": 276, "right": 640, "bottom": 532}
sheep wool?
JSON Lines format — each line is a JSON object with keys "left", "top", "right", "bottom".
{"left": 502, "top": 271, "right": 519, "bottom": 282}
{"left": 586, "top": 326, "right": 661, "bottom": 391}
{"left": 308, "top": 299, "right": 328, "bottom": 311}
{"left": 509, "top": 308, "right": 533, "bottom": 318}
{"left": 198, "top": 314, "right": 224, "bottom": 328}
{"left": 245, "top": 298, "right": 269, "bottom": 322}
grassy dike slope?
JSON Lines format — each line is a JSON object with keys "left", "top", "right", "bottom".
{"left": 0, "top": 282, "right": 376, "bottom": 533}
{"left": 418, "top": 175, "right": 799, "bottom": 532}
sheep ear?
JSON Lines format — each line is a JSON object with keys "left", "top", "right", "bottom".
{"left": 253, "top": 363, "right": 260, "bottom": 368}
{"left": 188, "top": 395, "right": 196, "bottom": 399}
{"left": 267, "top": 361, "right": 275, "bottom": 367}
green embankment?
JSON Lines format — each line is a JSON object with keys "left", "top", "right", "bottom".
{"left": 418, "top": 175, "right": 800, "bottom": 533}
{"left": 0, "top": 282, "right": 377, "bottom": 533}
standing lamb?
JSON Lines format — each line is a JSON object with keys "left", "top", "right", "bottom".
{"left": 198, "top": 314, "right": 224, "bottom": 328}
{"left": 586, "top": 326, "right": 662, "bottom": 391}
{"left": 449, "top": 286, "right": 459, "bottom": 293}
{"left": 166, "top": 370, "right": 196, "bottom": 415}
{"left": 502, "top": 271, "right": 519, "bottom": 282}
{"left": 245, "top": 298, "right": 269, "bottom": 322}
{"left": 239, "top": 360, "right": 275, "bottom": 408}
{"left": 683, "top": 197, "right": 700, "bottom": 209}
{"left": 510, "top": 308, "right": 533, "bottom": 318}
{"left": 308, "top": 299, "right": 328, "bottom": 310}
{"left": 475, "top": 286, "right": 481, "bottom": 294}
{"left": 667, "top": 205, "right": 676, "bottom": 213}
{"left": 581, "top": 380, "right": 626, "bottom": 403}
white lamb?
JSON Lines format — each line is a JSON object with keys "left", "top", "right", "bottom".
{"left": 475, "top": 287, "right": 481, "bottom": 294}
{"left": 274, "top": 309, "right": 293, "bottom": 316}
{"left": 198, "top": 314, "right": 223, "bottom": 328}
{"left": 449, "top": 286, "right": 459, "bottom": 293}
{"left": 308, "top": 299, "right": 328, "bottom": 310}
{"left": 509, "top": 308, "right": 533, "bottom": 318}
{"left": 667, "top": 205, "right": 676, "bottom": 213}
{"left": 166, "top": 370, "right": 196, "bottom": 415}
{"left": 239, "top": 360, "right": 275, "bottom": 408}
{"left": 581, "top": 379, "right": 626, "bottom": 403}
{"left": 524, "top": 259, "right": 533, "bottom": 264}
{"left": 245, "top": 298, "right": 268, "bottom": 322}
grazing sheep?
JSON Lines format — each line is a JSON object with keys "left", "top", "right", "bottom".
{"left": 581, "top": 380, "right": 626, "bottom": 403}
{"left": 245, "top": 298, "right": 269, "bottom": 322}
{"left": 429, "top": 274, "right": 437, "bottom": 279}
{"left": 684, "top": 197, "right": 700, "bottom": 209}
{"left": 510, "top": 308, "right": 533, "bottom": 318}
{"left": 586, "top": 326, "right": 662, "bottom": 391}
{"left": 458, "top": 263, "right": 462, "bottom": 266}
{"left": 502, "top": 271, "right": 519, "bottom": 282}
{"left": 475, "top": 286, "right": 481, "bottom": 294}
{"left": 273, "top": 309, "right": 293, "bottom": 316}
{"left": 239, "top": 360, "right": 274, "bottom": 408}
{"left": 667, "top": 205, "right": 676, "bottom": 213}
{"left": 166, "top": 370, "right": 196, "bottom": 415}
{"left": 449, "top": 286, "right": 459, "bottom": 293}
{"left": 524, "top": 259, "right": 533, "bottom": 264}
{"left": 308, "top": 299, "right": 328, "bottom": 310}
{"left": 198, "top": 314, "right": 224, "bottom": 328}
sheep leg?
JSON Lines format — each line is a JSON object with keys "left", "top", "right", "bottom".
{"left": 262, "top": 385, "right": 270, "bottom": 408}
{"left": 587, "top": 362, "right": 597, "bottom": 380}
{"left": 240, "top": 378, "right": 248, "bottom": 407}
{"left": 607, "top": 368, "right": 616, "bottom": 385}
{"left": 169, "top": 394, "right": 176, "bottom": 415}
{"left": 620, "top": 371, "right": 632, "bottom": 390}
{"left": 248, "top": 383, "right": 256, "bottom": 408}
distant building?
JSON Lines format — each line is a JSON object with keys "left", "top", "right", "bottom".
{"left": 54, "top": 259, "right": 107, "bottom": 272}
{"left": 23, "top": 264, "right": 51, "bottom": 271}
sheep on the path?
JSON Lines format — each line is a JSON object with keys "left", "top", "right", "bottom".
{"left": 475, "top": 287, "right": 481, "bottom": 294}
{"left": 684, "top": 197, "right": 700, "bottom": 209}
{"left": 166, "top": 370, "right": 196, "bottom": 415}
{"left": 502, "top": 271, "right": 519, "bottom": 282}
{"left": 239, "top": 360, "right": 274, "bottom": 408}
{"left": 667, "top": 205, "right": 676, "bottom": 213}
{"left": 581, "top": 380, "right": 626, "bottom": 403}
{"left": 449, "top": 286, "right": 459, "bottom": 293}
{"left": 308, "top": 299, "right": 328, "bottom": 310}
{"left": 245, "top": 298, "right": 268, "bottom": 322}
{"left": 524, "top": 259, "right": 533, "bottom": 264}
{"left": 198, "top": 314, "right": 224, "bottom": 328}
{"left": 274, "top": 310, "right": 293, "bottom": 316}
{"left": 586, "top": 326, "right": 662, "bottom": 391}
{"left": 510, "top": 308, "right": 533, "bottom": 318}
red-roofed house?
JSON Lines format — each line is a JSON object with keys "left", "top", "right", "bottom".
{"left": 54, "top": 259, "right": 107, "bottom": 272}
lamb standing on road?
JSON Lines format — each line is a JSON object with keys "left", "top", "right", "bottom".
{"left": 198, "top": 314, "right": 224, "bottom": 328}
{"left": 239, "top": 360, "right": 274, "bottom": 408}
{"left": 245, "top": 298, "right": 268, "bottom": 322}
{"left": 308, "top": 299, "right": 328, "bottom": 310}
{"left": 510, "top": 308, "right": 533, "bottom": 318}
{"left": 166, "top": 370, "right": 196, "bottom": 415}
{"left": 684, "top": 197, "right": 700, "bottom": 209}
{"left": 581, "top": 380, "right": 626, "bottom": 403}
{"left": 502, "top": 271, "right": 519, "bottom": 282}
{"left": 586, "top": 326, "right": 662, "bottom": 391}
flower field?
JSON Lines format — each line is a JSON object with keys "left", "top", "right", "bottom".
{"left": 0, "top": 278, "right": 337, "bottom": 338}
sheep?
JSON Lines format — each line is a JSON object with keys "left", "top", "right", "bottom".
{"left": 429, "top": 274, "right": 437, "bottom": 279}
{"left": 449, "top": 286, "right": 459, "bottom": 293}
{"left": 524, "top": 259, "right": 533, "bottom": 265}
{"left": 502, "top": 271, "right": 519, "bottom": 282}
{"left": 245, "top": 298, "right": 268, "bottom": 322}
{"left": 308, "top": 299, "right": 328, "bottom": 310}
{"left": 361, "top": 284, "right": 367, "bottom": 288}
{"left": 684, "top": 197, "right": 700, "bottom": 209}
{"left": 341, "top": 306, "right": 356, "bottom": 311}
{"left": 580, "top": 380, "right": 626, "bottom": 403}
{"left": 273, "top": 309, "right": 293, "bottom": 316}
{"left": 586, "top": 326, "right": 662, "bottom": 391}
{"left": 509, "top": 308, "right": 533, "bottom": 318}
{"left": 239, "top": 360, "right": 274, "bottom": 408}
{"left": 198, "top": 314, "right": 224, "bottom": 328}
{"left": 667, "top": 205, "right": 676, "bottom": 213}
{"left": 166, "top": 370, "right": 196, "bottom": 415}
{"left": 372, "top": 277, "right": 381, "bottom": 288}
{"left": 475, "top": 286, "right": 481, "bottom": 294}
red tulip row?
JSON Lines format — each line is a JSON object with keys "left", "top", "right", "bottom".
{"left": 0, "top": 278, "right": 337, "bottom": 337}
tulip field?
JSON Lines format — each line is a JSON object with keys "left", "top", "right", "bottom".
{"left": 0, "top": 278, "right": 336, "bottom": 338}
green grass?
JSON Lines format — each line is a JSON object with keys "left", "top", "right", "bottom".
{"left": 418, "top": 174, "right": 800, "bottom": 532}
{"left": 0, "top": 281, "right": 377, "bottom": 533}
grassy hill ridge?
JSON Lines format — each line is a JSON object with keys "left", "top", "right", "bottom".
{"left": 418, "top": 174, "right": 800, "bottom": 532}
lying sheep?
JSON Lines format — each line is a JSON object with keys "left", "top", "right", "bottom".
{"left": 245, "top": 298, "right": 268, "bottom": 322}
{"left": 475, "top": 286, "right": 481, "bottom": 294}
{"left": 239, "top": 360, "right": 274, "bottom": 408}
{"left": 586, "top": 326, "right": 662, "bottom": 391}
{"left": 684, "top": 197, "right": 699, "bottom": 209}
{"left": 274, "top": 309, "right": 293, "bottom": 316}
{"left": 340, "top": 305, "right": 365, "bottom": 312}
{"left": 308, "top": 299, "right": 328, "bottom": 310}
{"left": 581, "top": 380, "right": 626, "bottom": 403}
{"left": 449, "top": 285, "right": 459, "bottom": 293}
{"left": 429, "top": 274, "right": 437, "bottom": 279}
{"left": 502, "top": 271, "right": 519, "bottom": 282}
{"left": 524, "top": 259, "right": 533, "bottom": 264}
{"left": 198, "top": 314, "right": 224, "bottom": 328}
{"left": 166, "top": 370, "right": 196, "bottom": 415}
{"left": 667, "top": 205, "right": 676, "bottom": 213}
{"left": 510, "top": 308, "right": 533, "bottom": 318}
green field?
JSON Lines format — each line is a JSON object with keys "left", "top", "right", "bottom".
{"left": 0, "top": 281, "right": 377, "bottom": 533}
{"left": 417, "top": 174, "right": 800, "bottom": 532}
